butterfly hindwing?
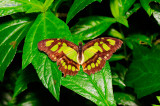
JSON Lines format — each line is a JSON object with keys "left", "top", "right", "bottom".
{"left": 57, "top": 56, "right": 80, "bottom": 77}
{"left": 38, "top": 39, "right": 80, "bottom": 77}
{"left": 82, "top": 54, "right": 106, "bottom": 75}
{"left": 82, "top": 37, "right": 123, "bottom": 75}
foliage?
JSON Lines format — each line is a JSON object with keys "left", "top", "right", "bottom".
{"left": 0, "top": 0, "right": 160, "bottom": 105}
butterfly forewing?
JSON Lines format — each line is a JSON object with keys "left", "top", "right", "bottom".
{"left": 82, "top": 37, "right": 123, "bottom": 75}
{"left": 38, "top": 39, "right": 80, "bottom": 77}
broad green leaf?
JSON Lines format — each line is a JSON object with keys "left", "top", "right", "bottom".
{"left": 0, "top": 0, "right": 44, "bottom": 17}
{"left": 114, "top": 92, "right": 139, "bottom": 106}
{"left": 70, "top": 16, "right": 116, "bottom": 40}
{"left": 22, "top": 11, "right": 72, "bottom": 101}
{"left": 61, "top": 62, "right": 116, "bottom": 106}
{"left": 66, "top": 0, "right": 102, "bottom": 24}
{"left": 13, "top": 66, "right": 39, "bottom": 98}
{"left": 16, "top": 0, "right": 44, "bottom": 13}
{"left": 32, "top": 55, "right": 62, "bottom": 101}
{"left": 109, "top": 54, "right": 125, "bottom": 62}
{"left": 0, "top": 19, "right": 31, "bottom": 81}
{"left": 110, "top": 0, "right": 136, "bottom": 17}
{"left": 125, "top": 34, "right": 152, "bottom": 49}
{"left": 125, "top": 45, "right": 160, "bottom": 98}
{"left": 110, "top": 0, "right": 136, "bottom": 27}
{"left": 108, "top": 28, "right": 124, "bottom": 39}
{"left": 0, "top": 0, "right": 29, "bottom": 17}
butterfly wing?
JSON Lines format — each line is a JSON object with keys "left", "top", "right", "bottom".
{"left": 82, "top": 37, "right": 123, "bottom": 75}
{"left": 38, "top": 39, "right": 80, "bottom": 77}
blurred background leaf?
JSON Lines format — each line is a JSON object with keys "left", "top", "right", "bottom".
{"left": 125, "top": 34, "right": 152, "bottom": 49}
{"left": 114, "top": 92, "right": 139, "bottom": 106}
{"left": 13, "top": 66, "right": 39, "bottom": 98}
{"left": 125, "top": 44, "right": 160, "bottom": 98}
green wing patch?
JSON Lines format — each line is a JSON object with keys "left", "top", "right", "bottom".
{"left": 82, "top": 37, "right": 123, "bottom": 75}
{"left": 38, "top": 39, "right": 79, "bottom": 77}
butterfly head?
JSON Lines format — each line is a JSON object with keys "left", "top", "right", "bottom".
{"left": 78, "top": 42, "right": 83, "bottom": 48}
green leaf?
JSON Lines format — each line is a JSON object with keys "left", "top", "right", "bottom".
{"left": 66, "top": 0, "right": 102, "bottom": 24}
{"left": 61, "top": 62, "right": 116, "bottom": 106}
{"left": 125, "top": 45, "right": 160, "bottom": 98}
{"left": 116, "top": 16, "right": 129, "bottom": 27}
{"left": 13, "top": 66, "right": 39, "bottom": 98}
{"left": 153, "top": 11, "right": 160, "bottom": 26}
{"left": 17, "top": 0, "right": 44, "bottom": 13}
{"left": 32, "top": 54, "right": 62, "bottom": 101}
{"left": 114, "top": 92, "right": 139, "bottom": 106}
{"left": 0, "top": 18, "right": 31, "bottom": 81}
{"left": 125, "top": 34, "right": 152, "bottom": 49}
{"left": 109, "top": 54, "right": 125, "bottom": 62}
{"left": 112, "top": 63, "right": 127, "bottom": 88}
{"left": 140, "top": 0, "right": 160, "bottom": 16}
{"left": 43, "top": 0, "right": 54, "bottom": 12}
{"left": 0, "top": 0, "right": 29, "bottom": 17}
{"left": 108, "top": 28, "right": 124, "bottom": 39}
{"left": 153, "top": 104, "right": 160, "bottom": 106}
{"left": 70, "top": 16, "right": 116, "bottom": 41}
{"left": 112, "top": 72, "right": 126, "bottom": 88}
{"left": 140, "top": 0, "right": 153, "bottom": 16}
{"left": 15, "top": 93, "right": 41, "bottom": 106}
{"left": 52, "top": 0, "right": 64, "bottom": 13}
{"left": 110, "top": 0, "right": 136, "bottom": 27}
{"left": 157, "top": 96, "right": 160, "bottom": 103}
{"left": 126, "top": 3, "right": 141, "bottom": 18}
{"left": 110, "top": 0, "right": 136, "bottom": 17}
{"left": 149, "top": 1, "right": 160, "bottom": 26}
{"left": 0, "top": 0, "right": 44, "bottom": 16}
{"left": 22, "top": 11, "right": 71, "bottom": 101}
{"left": 110, "top": 0, "right": 120, "bottom": 18}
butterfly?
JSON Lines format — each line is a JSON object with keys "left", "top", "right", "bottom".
{"left": 38, "top": 37, "right": 123, "bottom": 77}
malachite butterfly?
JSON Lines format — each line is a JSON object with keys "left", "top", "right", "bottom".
{"left": 38, "top": 37, "right": 123, "bottom": 77}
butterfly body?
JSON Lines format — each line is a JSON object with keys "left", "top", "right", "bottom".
{"left": 77, "top": 42, "right": 84, "bottom": 64}
{"left": 38, "top": 37, "right": 123, "bottom": 77}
